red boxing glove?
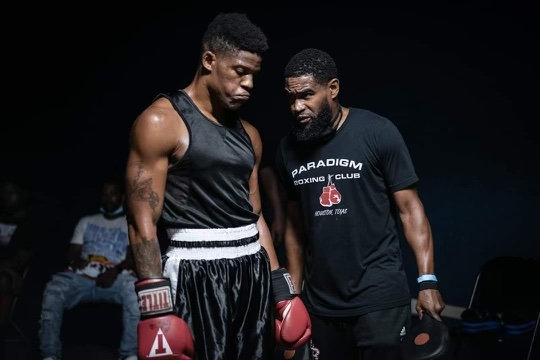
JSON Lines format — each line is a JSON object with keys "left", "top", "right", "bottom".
{"left": 272, "top": 268, "right": 312, "bottom": 349}
{"left": 136, "top": 278, "right": 195, "bottom": 360}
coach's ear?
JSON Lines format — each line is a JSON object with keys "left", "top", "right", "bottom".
{"left": 328, "top": 78, "right": 339, "bottom": 99}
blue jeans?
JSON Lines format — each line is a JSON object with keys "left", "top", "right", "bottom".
{"left": 39, "top": 271, "right": 139, "bottom": 359}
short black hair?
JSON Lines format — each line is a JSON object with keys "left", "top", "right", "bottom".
{"left": 284, "top": 48, "right": 338, "bottom": 85}
{"left": 102, "top": 175, "right": 124, "bottom": 193}
{"left": 202, "top": 13, "right": 269, "bottom": 57}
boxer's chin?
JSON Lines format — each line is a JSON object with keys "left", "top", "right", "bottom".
{"left": 228, "top": 98, "right": 248, "bottom": 110}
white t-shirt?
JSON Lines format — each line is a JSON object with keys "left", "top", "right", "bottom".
{"left": 0, "top": 222, "right": 17, "bottom": 247}
{"left": 70, "top": 213, "right": 129, "bottom": 278}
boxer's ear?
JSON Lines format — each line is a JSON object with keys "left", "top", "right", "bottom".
{"left": 202, "top": 51, "right": 216, "bottom": 72}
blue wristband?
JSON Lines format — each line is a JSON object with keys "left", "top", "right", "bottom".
{"left": 417, "top": 274, "right": 437, "bottom": 283}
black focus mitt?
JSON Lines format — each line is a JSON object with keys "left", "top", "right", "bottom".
{"left": 401, "top": 313, "right": 449, "bottom": 360}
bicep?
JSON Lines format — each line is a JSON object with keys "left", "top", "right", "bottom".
{"left": 125, "top": 152, "right": 167, "bottom": 222}
{"left": 125, "top": 112, "right": 174, "bottom": 226}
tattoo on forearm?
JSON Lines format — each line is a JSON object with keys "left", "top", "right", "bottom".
{"left": 128, "top": 165, "right": 160, "bottom": 211}
{"left": 132, "top": 238, "right": 162, "bottom": 278}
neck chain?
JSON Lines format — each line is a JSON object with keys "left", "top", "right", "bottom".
{"left": 331, "top": 106, "right": 343, "bottom": 130}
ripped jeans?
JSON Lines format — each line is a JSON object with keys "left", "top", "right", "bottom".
{"left": 39, "top": 271, "right": 139, "bottom": 359}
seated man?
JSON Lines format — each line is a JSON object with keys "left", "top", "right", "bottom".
{"left": 39, "top": 177, "right": 139, "bottom": 360}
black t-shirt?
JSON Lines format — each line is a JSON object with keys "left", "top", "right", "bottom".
{"left": 276, "top": 108, "right": 418, "bottom": 316}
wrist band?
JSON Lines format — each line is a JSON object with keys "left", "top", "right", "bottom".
{"left": 419, "top": 281, "right": 438, "bottom": 291}
{"left": 417, "top": 274, "right": 437, "bottom": 283}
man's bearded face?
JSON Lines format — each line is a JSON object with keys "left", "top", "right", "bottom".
{"left": 292, "top": 98, "right": 334, "bottom": 143}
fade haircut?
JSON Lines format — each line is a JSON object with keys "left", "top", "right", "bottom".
{"left": 284, "top": 48, "right": 338, "bottom": 85}
{"left": 201, "top": 13, "right": 269, "bottom": 57}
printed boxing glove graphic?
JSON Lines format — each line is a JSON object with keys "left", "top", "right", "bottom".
{"left": 319, "top": 186, "right": 331, "bottom": 207}
{"left": 329, "top": 183, "right": 341, "bottom": 204}
{"left": 319, "top": 175, "right": 341, "bottom": 207}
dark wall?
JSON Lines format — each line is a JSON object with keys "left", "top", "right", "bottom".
{"left": 3, "top": 3, "right": 538, "bottom": 316}
{"left": 247, "top": 7, "right": 539, "bottom": 307}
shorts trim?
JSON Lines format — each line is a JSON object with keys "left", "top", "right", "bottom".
{"left": 166, "top": 224, "right": 261, "bottom": 260}
{"left": 167, "top": 223, "right": 257, "bottom": 241}
{"left": 166, "top": 241, "right": 261, "bottom": 260}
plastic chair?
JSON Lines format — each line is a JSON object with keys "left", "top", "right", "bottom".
{"left": 460, "top": 256, "right": 540, "bottom": 360}
{"left": 4, "top": 265, "right": 31, "bottom": 345}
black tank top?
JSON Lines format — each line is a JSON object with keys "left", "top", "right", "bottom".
{"left": 157, "top": 90, "right": 259, "bottom": 229}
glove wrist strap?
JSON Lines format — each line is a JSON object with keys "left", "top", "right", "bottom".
{"left": 135, "top": 277, "right": 174, "bottom": 319}
{"left": 272, "top": 268, "right": 296, "bottom": 302}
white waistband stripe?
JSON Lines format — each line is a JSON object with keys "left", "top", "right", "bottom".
{"left": 165, "top": 241, "right": 261, "bottom": 260}
{"left": 167, "top": 224, "right": 258, "bottom": 242}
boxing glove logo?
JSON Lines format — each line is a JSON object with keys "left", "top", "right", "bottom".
{"left": 319, "top": 175, "right": 341, "bottom": 207}
{"left": 139, "top": 285, "right": 173, "bottom": 315}
{"left": 148, "top": 328, "right": 174, "bottom": 357}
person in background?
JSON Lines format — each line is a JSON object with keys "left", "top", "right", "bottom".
{"left": 39, "top": 177, "right": 139, "bottom": 360}
{"left": 124, "top": 12, "right": 311, "bottom": 360}
{"left": 276, "top": 48, "right": 445, "bottom": 360}
{"left": 0, "top": 179, "right": 38, "bottom": 353}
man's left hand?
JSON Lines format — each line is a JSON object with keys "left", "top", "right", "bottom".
{"left": 416, "top": 290, "right": 445, "bottom": 321}
{"left": 96, "top": 266, "right": 120, "bottom": 288}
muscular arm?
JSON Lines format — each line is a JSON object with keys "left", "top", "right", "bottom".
{"left": 243, "top": 121, "right": 280, "bottom": 271}
{"left": 125, "top": 101, "right": 181, "bottom": 279}
{"left": 394, "top": 186, "right": 445, "bottom": 320}
{"left": 284, "top": 201, "right": 305, "bottom": 293}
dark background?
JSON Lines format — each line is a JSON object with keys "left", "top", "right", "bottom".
{"left": 3, "top": 1, "right": 539, "bottom": 340}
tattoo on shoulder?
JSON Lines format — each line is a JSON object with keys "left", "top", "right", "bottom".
{"left": 128, "top": 165, "right": 160, "bottom": 211}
